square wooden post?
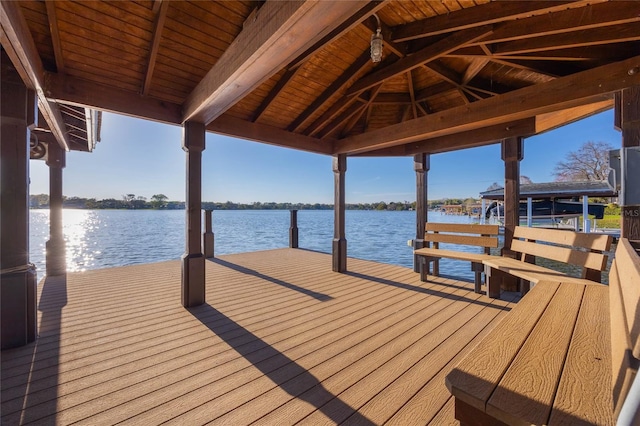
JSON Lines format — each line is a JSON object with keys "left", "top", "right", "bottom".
{"left": 500, "top": 137, "right": 524, "bottom": 293}
{"left": 333, "top": 154, "right": 347, "bottom": 272}
{"left": 181, "top": 121, "right": 205, "bottom": 307}
{"left": 1, "top": 64, "right": 38, "bottom": 349}
{"left": 414, "top": 153, "right": 430, "bottom": 273}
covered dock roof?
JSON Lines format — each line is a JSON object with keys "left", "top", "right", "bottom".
{"left": 2, "top": 1, "right": 639, "bottom": 156}
{"left": 480, "top": 180, "right": 618, "bottom": 200}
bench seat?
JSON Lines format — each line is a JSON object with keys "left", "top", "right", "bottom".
{"left": 414, "top": 247, "right": 493, "bottom": 264}
{"left": 482, "top": 256, "right": 607, "bottom": 288}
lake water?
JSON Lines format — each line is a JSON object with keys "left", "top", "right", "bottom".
{"left": 29, "top": 209, "right": 485, "bottom": 281}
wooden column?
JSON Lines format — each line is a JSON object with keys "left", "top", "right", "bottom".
{"left": 1, "top": 64, "right": 38, "bottom": 349}
{"left": 617, "top": 87, "right": 640, "bottom": 240}
{"left": 46, "top": 141, "right": 67, "bottom": 276}
{"left": 181, "top": 121, "right": 205, "bottom": 307}
{"left": 333, "top": 154, "right": 347, "bottom": 272}
{"left": 502, "top": 137, "right": 523, "bottom": 256}
{"left": 414, "top": 153, "right": 430, "bottom": 272}
{"left": 289, "top": 209, "right": 299, "bottom": 248}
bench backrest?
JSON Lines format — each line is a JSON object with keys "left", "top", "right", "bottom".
{"left": 610, "top": 238, "right": 640, "bottom": 418}
{"left": 424, "top": 223, "right": 500, "bottom": 254}
{"left": 511, "top": 226, "right": 613, "bottom": 281}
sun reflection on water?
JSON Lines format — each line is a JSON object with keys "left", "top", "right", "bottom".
{"left": 62, "top": 209, "right": 99, "bottom": 272}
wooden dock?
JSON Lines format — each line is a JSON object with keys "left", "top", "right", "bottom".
{"left": 1, "top": 249, "right": 519, "bottom": 425}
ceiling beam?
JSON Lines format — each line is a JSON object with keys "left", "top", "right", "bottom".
{"left": 354, "top": 118, "right": 537, "bottom": 157}
{"left": 535, "top": 99, "right": 613, "bottom": 134}
{"left": 44, "top": 72, "right": 182, "bottom": 125}
{"left": 142, "top": 0, "right": 169, "bottom": 96}
{"left": 209, "top": 115, "right": 333, "bottom": 155}
{"left": 479, "top": 2, "right": 640, "bottom": 47}
{"left": 45, "top": 1, "right": 65, "bottom": 73}
{"left": 347, "top": 26, "right": 493, "bottom": 96}
{"left": 492, "top": 22, "right": 640, "bottom": 56}
{"left": 182, "top": 0, "right": 367, "bottom": 125}
{"left": 391, "top": 1, "right": 588, "bottom": 42}
{"left": 1, "top": 0, "right": 70, "bottom": 150}
{"left": 335, "top": 54, "right": 640, "bottom": 155}
{"left": 251, "top": 67, "right": 301, "bottom": 123}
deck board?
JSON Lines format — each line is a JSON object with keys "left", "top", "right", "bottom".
{"left": 1, "top": 248, "right": 519, "bottom": 425}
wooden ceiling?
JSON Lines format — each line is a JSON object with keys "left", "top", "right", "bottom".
{"left": 2, "top": 0, "right": 639, "bottom": 157}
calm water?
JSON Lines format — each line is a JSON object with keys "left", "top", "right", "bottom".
{"left": 29, "top": 209, "right": 484, "bottom": 281}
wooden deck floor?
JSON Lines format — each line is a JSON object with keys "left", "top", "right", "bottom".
{"left": 1, "top": 248, "right": 520, "bottom": 425}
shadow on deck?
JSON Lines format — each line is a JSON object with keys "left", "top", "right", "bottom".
{"left": 1, "top": 248, "right": 518, "bottom": 425}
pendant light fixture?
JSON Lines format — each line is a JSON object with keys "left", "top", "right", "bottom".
{"left": 370, "top": 14, "right": 383, "bottom": 63}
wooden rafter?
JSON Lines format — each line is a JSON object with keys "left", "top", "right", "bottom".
{"left": 347, "top": 26, "right": 493, "bottom": 96}
{"left": 289, "top": 51, "right": 371, "bottom": 133}
{"left": 462, "top": 58, "right": 489, "bottom": 85}
{"left": 306, "top": 95, "right": 366, "bottom": 137}
{"left": 317, "top": 102, "right": 366, "bottom": 139}
{"left": 335, "top": 54, "right": 640, "bottom": 154}
{"left": 45, "top": 1, "right": 64, "bottom": 73}
{"left": 492, "top": 22, "right": 640, "bottom": 56}
{"left": 252, "top": 67, "right": 301, "bottom": 123}
{"left": 208, "top": 115, "right": 333, "bottom": 155}
{"left": 407, "top": 70, "right": 417, "bottom": 119}
{"left": 142, "top": 0, "right": 169, "bottom": 96}
{"left": 476, "top": 2, "right": 640, "bottom": 47}
{"left": 182, "top": 0, "right": 368, "bottom": 124}
{"left": 1, "top": 0, "right": 70, "bottom": 150}
{"left": 391, "top": 0, "right": 590, "bottom": 42}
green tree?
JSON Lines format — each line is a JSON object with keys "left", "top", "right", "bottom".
{"left": 554, "top": 141, "right": 613, "bottom": 181}
{"left": 150, "top": 194, "right": 168, "bottom": 209}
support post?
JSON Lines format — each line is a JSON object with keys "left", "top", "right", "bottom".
{"left": 414, "top": 153, "right": 430, "bottom": 273}
{"left": 500, "top": 137, "right": 524, "bottom": 293}
{"left": 203, "top": 209, "right": 214, "bottom": 258}
{"left": 617, "top": 87, "right": 640, "bottom": 240}
{"left": 481, "top": 198, "right": 486, "bottom": 224}
{"left": 526, "top": 197, "right": 533, "bottom": 228}
{"left": 502, "top": 137, "right": 524, "bottom": 256}
{"left": 289, "top": 209, "right": 299, "bottom": 248}
{"left": 1, "top": 62, "right": 38, "bottom": 349}
{"left": 332, "top": 154, "right": 347, "bottom": 272}
{"left": 46, "top": 141, "right": 67, "bottom": 276}
{"left": 181, "top": 121, "right": 205, "bottom": 307}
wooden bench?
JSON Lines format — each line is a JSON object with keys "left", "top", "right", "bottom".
{"left": 482, "top": 225, "right": 613, "bottom": 298}
{"left": 446, "top": 237, "right": 640, "bottom": 425}
{"left": 414, "top": 223, "right": 500, "bottom": 293}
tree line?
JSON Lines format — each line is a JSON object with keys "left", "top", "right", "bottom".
{"left": 32, "top": 194, "right": 472, "bottom": 211}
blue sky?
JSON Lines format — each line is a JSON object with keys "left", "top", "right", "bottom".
{"left": 29, "top": 109, "right": 621, "bottom": 204}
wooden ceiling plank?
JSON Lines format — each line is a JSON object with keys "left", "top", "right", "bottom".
{"left": 142, "top": 0, "right": 169, "bottom": 96}
{"left": 289, "top": 0, "right": 389, "bottom": 70}
{"left": 209, "top": 115, "right": 333, "bottom": 155}
{"left": 347, "top": 25, "right": 493, "bottom": 96}
{"left": 182, "top": 0, "right": 368, "bottom": 125}
{"left": 493, "top": 22, "right": 640, "bottom": 56}
{"left": 252, "top": 67, "right": 301, "bottom": 123}
{"left": 289, "top": 51, "right": 371, "bottom": 133}
{"left": 45, "top": 1, "right": 65, "bottom": 73}
{"left": 391, "top": 0, "right": 588, "bottom": 42}
{"left": 481, "top": 2, "right": 640, "bottom": 46}
{"left": 1, "top": 0, "right": 70, "bottom": 150}
{"left": 44, "top": 72, "right": 182, "bottom": 125}
{"left": 335, "top": 54, "right": 640, "bottom": 154}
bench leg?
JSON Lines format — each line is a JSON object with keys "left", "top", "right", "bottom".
{"left": 419, "top": 257, "right": 429, "bottom": 282}
{"left": 471, "top": 262, "right": 483, "bottom": 294}
{"left": 484, "top": 265, "right": 501, "bottom": 299}
{"left": 455, "top": 399, "right": 509, "bottom": 426}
